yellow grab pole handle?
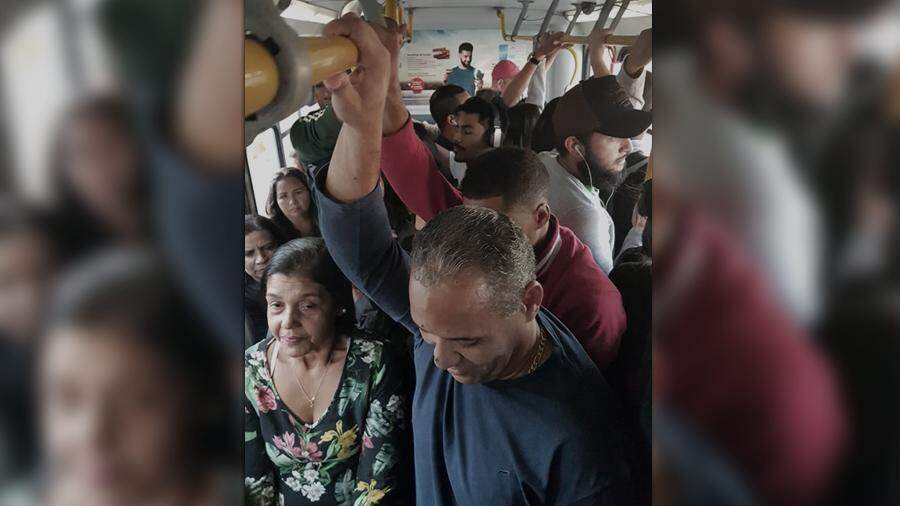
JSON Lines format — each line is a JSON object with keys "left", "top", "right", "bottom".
{"left": 565, "top": 45, "right": 578, "bottom": 87}
{"left": 302, "top": 36, "right": 360, "bottom": 85}
{"left": 245, "top": 39, "right": 280, "bottom": 117}
{"left": 497, "top": 9, "right": 509, "bottom": 40}
{"left": 244, "top": 36, "right": 359, "bottom": 118}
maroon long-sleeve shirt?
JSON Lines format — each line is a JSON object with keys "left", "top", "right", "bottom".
{"left": 381, "top": 118, "right": 626, "bottom": 368}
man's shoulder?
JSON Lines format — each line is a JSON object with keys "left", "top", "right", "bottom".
{"left": 539, "top": 310, "right": 604, "bottom": 373}
{"left": 550, "top": 225, "right": 612, "bottom": 284}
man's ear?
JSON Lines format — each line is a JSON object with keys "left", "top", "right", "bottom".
{"left": 534, "top": 201, "right": 551, "bottom": 230}
{"left": 522, "top": 280, "right": 544, "bottom": 321}
{"left": 563, "top": 135, "right": 581, "bottom": 157}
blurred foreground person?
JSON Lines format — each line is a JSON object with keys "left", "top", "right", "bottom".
{"left": 0, "top": 201, "right": 55, "bottom": 481}
{"left": 655, "top": 0, "right": 891, "bottom": 323}
{"left": 244, "top": 239, "right": 411, "bottom": 505}
{"left": 653, "top": 185, "right": 847, "bottom": 506}
{"left": 99, "top": 0, "right": 244, "bottom": 350}
{"left": 49, "top": 96, "right": 150, "bottom": 262}
{"left": 38, "top": 250, "right": 234, "bottom": 506}
{"left": 315, "top": 14, "right": 633, "bottom": 504}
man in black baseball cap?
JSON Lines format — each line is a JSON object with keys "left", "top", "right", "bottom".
{"left": 554, "top": 77, "right": 653, "bottom": 143}
{"left": 535, "top": 73, "right": 651, "bottom": 273}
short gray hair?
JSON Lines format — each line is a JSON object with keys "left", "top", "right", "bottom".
{"left": 410, "top": 206, "right": 535, "bottom": 315}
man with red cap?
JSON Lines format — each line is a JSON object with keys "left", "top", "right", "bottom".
{"left": 490, "top": 32, "right": 568, "bottom": 108}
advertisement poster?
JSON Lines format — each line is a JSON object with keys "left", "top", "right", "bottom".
{"left": 399, "top": 29, "right": 532, "bottom": 108}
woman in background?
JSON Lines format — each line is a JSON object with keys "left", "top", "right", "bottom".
{"left": 245, "top": 214, "right": 287, "bottom": 346}
{"left": 266, "top": 168, "right": 319, "bottom": 240}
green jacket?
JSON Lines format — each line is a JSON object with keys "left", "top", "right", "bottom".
{"left": 290, "top": 105, "right": 342, "bottom": 170}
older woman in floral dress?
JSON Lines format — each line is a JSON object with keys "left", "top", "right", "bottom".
{"left": 245, "top": 238, "right": 411, "bottom": 505}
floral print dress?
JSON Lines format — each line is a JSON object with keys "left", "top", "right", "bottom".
{"left": 245, "top": 333, "right": 411, "bottom": 505}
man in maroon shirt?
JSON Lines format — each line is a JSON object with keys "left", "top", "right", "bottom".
{"left": 373, "top": 22, "right": 625, "bottom": 367}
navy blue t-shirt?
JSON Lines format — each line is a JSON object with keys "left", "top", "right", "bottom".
{"left": 313, "top": 167, "right": 632, "bottom": 504}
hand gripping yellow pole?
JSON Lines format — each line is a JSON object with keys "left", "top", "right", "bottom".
{"left": 244, "top": 36, "right": 358, "bottom": 118}
{"left": 245, "top": 0, "right": 360, "bottom": 144}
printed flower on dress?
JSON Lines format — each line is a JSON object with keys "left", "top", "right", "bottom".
{"left": 255, "top": 386, "right": 278, "bottom": 413}
{"left": 321, "top": 420, "right": 359, "bottom": 460}
{"left": 284, "top": 475, "right": 303, "bottom": 493}
{"left": 363, "top": 434, "right": 374, "bottom": 450}
{"left": 355, "top": 479, "right": 391, "bottom": 505}
{"left": 357, "top": 340, "right": 380, "bottom": 364}
{"left": 386, "top": 395, "right": 404, "bottom": 418}
{"left": 303, "top": 441, "right": 323, "bottom": 461}
{"left": 246, "top": 476, "right": 277, "bottom": 502}
{"left": 248, "top": 350, "right": 266, "bottom": 368}
{"left": 303, "top": 468, "right": 319, "bottom": 482}
{"left": 334, "top": 469, "right": 356, "bottom": 505}
{"left": 273, "top": 432, "right": 302, "bottom": 458}
{"left": 301, "top": 481, "right": 327, "bottom": 502}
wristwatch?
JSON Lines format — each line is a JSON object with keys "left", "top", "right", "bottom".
{"left": 528, "top": 53, "right": 541, "bottom": 66}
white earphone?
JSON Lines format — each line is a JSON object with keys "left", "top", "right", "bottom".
{"left": 574, "top": 144, "right": 594, "bottom": 191}
{"left": 574, "top": 143, "right": 616, "bottom": 208}
{"left": 491, "top": 124, "right": 502, "bottom": 147}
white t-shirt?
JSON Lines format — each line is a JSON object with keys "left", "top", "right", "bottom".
{"left": 538, "top": 151, "right": 615, "bottom": 274}
{"left": 449, "top": 153, "right": 467, "bottom": 184}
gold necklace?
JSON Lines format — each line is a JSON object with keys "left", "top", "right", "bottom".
{"left": 288, "top": 347, "right": 335, "bottom": 410}
{"left": 528, "top": 326, "right": 547, "bottom": 374}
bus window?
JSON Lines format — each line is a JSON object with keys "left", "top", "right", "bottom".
{"left": 246, "top": 127, "right": 283, "bottom": 215}
{"left": 279, "top": 111, "right": 299, "bottom": 167}
{"left": 1, "top": 3, "right": 73, "bottom": 203}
